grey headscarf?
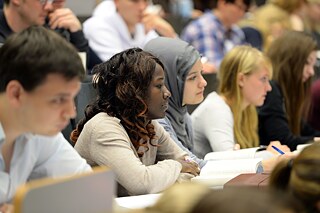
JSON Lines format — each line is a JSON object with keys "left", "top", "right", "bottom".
{"left": 144, "top": 37, "right": 200, "bottom": 151}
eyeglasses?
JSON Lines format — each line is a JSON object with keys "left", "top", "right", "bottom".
{"left": 39, "top": 0, "right": 53, "bottom": 5}
{"left": 39, "top": 0, "right": 64, "bottom": 5}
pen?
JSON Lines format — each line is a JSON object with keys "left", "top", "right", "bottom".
{"left": 271, "top": 145, "right": 285, "bottom": 155}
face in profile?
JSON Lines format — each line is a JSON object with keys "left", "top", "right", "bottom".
{"left": 20, "top": 0, "right": 54, "bottom": 26}
{"left": 17, "top": 74, "right": 80, "bottom": 136}
{"left": 239, "top": 65, "right": 272, "bottom": 108}
{"left": 302, "top": 50, "right": 317, "bottom": 83}
{"left": 114, "top": 0, "right": 148, "bottom": 27}
{"left": 145, "top": 64, "right": 171, "bottom": 120}
{"left": 183, "top": 59, "right": 207, "bottom": 105}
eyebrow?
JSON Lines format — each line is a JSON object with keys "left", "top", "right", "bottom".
{"left": 187, "top": 70, "right": 199, "bottom": 76}
{"left": 154, "top": 76, "right": 165, "bottom": 81}
{"left": 52, "top": 93, "right": 73, "bottom": 97}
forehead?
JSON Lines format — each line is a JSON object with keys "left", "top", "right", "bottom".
{"left": 116, "top": 0, "right": 147, "bottom": 5}
{"left": 152, "top": 64, "right": 165, "bottom": 79}
{"left": 30, "top": 74, "right": 80, "bottom": 95}
{"left": 188, "top": 59, "right": 202, "bottom": 74}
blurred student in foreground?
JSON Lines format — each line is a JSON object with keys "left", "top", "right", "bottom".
{"left": 0, "top": 26, "right": 91, "bottom": 212}
{"left": 128, "top": 182, "right": 302, "bottom": 213}
{"left": 270, "top": 142, "right": 320, "bottom": 213}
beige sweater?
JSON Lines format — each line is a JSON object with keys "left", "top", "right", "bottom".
{"left": 75, "top": 112, "right": 188, "bottom": 196}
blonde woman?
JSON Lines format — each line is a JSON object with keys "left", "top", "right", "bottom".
{"left": 254, "top": 0, "right": 305, "bottom": 51}
{"left": 192, "top": 45, "right": 288, "bottom": 159}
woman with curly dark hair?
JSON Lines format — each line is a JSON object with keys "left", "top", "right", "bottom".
{"left": 72, "top": 48, "right": 200, "bottom": 197}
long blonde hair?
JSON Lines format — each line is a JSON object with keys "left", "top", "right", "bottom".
{"left": 218, "top": 46, "right": 272, "bottom": 148}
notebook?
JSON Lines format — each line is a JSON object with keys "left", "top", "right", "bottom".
{"left": 13, "top": 166, "right": 115, "bottom": 213}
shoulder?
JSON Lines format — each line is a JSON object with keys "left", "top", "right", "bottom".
{"left": 83, "top": 13, "right": 117, "bottom": 33}
{"left": 86, "top": 112, "right": 121, "bottom": 128}
{"left": 23, "top": 133, "right": 72, "bottom": 155}
{"left": 193, "top": 92, "right": 230, "bottom": 114}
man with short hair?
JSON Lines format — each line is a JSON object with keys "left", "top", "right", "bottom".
{"left": 0, "top": 26, "right": 91, "bottom": 207}
{"left": 0, "top": 0, "right": 92, "bottom": 67}
{"left": 0, "top": 0, "right": 86, "bottom": 48}
{"left": 181, "top": 0, "right": 251, "bottom": 73}
{"left": 84, "top": 0, "right": 177, "bottom": 61}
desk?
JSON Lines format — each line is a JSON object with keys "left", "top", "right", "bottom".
{"left": 115, "top": 194, "right": 161, "bottom": 210}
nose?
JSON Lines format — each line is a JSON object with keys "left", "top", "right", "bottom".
{"left": 266, "top": 81, "right": 272, "bottom": 92}
{"left": 63, "top": 100, "right": 77, "bottom": 120}
{"left": 309, "top": 66, "right": 315, "bottom": 77}
{"left": 139, "top": 0, "right": 148, "bottom": 11}
{"left": 163, "top": 85, "right": 171, "bottom": 99}
{"left": 43, "top": 2, "right": 54, "bottom": 11}
{"left": 199, "top": 74, "right": 207, "bottom": 88}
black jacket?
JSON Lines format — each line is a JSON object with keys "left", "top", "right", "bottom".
{"left": 258, "top": 80, "right": 320, "bottom": 150}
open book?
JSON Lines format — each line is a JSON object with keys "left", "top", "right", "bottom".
{"left": 192, "top": 158, "right": 262, "bottom": 188}
{"left": 204, "top": 147, "right": 260, "bottom": 161}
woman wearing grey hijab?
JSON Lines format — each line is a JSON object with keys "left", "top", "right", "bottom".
{"left": 144, "top": 37, "right": 207, "bottom": 168}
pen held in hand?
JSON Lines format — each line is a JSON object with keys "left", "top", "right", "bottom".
{"left": 271, "top": 145, "right": 285, "bottom": 155}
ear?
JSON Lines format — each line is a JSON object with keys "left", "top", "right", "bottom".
{"left": 237, "top": 72, "right": 245, "bottom": 88}
{"left": 11, "top": 0, "right": 22, "bottom": 6}
{"left": 6, "top": 80, "right": 25, "bottom": 108}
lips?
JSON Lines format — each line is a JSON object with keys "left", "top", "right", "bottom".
{"left": 162, "top": 102, "right": 169, "bottom": 111}
{"left": 197, "top": 90, "right": 204, "bottom": 95}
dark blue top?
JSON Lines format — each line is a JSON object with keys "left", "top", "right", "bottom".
{"left": 258, "top": 80, "right": 320, "bottom": 150}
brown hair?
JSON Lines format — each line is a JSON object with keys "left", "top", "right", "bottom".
{"left": 71, "top": 48, "right": 163, "bottom": 157}
{"left": 270, "top": 142, "right": 320, "bottom": 212}
{"left": 267, "top": 31, "right": 317, "bottom": 135}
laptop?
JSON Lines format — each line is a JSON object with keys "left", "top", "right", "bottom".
{"left": 13, "top": 166, "right": 115, "bottom": 213}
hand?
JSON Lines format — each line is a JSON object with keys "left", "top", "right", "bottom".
{"left": 142, "top": 12, "right": 176, "bottom": 38}
{"left": 262, "top": 152, "right": 296, "bottom": 173}
{"left": 176, "top": 156, "right": 200, "bottom": 176}
{"left": 233, "top": 143, "right": 240, "bottom": 150}
{"left": 314, "top": 137, "right": 320, "bottom": 142}
{"left": 0, "top": 203, "right": 14, "bottom": 213}
{"left": 48, "top": 8, "right": 82, "bottom": 32}
{"left": 267, "top": 141, "right": 290, "bottom": 155}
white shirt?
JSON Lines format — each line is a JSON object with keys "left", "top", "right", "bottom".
{"left": 191, "top": 92, "right": 235, "bottom": 159}
{"left": 83, "top": 12, "right": 158, "bottom": 61}
{"left": 191, "top": 92, "right": 273, "bottom": 160}
{"left": 92, "top": 1, "right": 116, "bottom": 18}
{"left": 0, "top": 123, "right": 91, "bottom": 203}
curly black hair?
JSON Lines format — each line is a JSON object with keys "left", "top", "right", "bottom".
{"left": 71, "top": 48, "right": 164, "bottom": 157}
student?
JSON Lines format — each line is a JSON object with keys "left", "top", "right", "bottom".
{"left": 269, "top": 142, "right": 320, "bottom": 213}
{"left": 181, "top": 0, "right": 251, "bottom": 73}
{"left": 258, "top": 31, "right": 320, "bottom": 151}
{"left": 0, "top": 0, "right": 87, "bottom": 52}
{"left": 0, "top": 0, "right": 100, "bottom": 71}
{"left": 192, "top": 45, "right": 289, "bottom": 159}
{"left": 144, "top": 37, "right": 207, "bottom": 168}
{"left": 72, "top": 48, "right": 200, "bottom": 197}
{"left": 0, "top": 26, "right": 91, "bottom": 207}
{"left": 130, "top": 182, "right": 302, "bottom": 213}
{"left": 83, "top": 0, "right": 177, "bottom": 61}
